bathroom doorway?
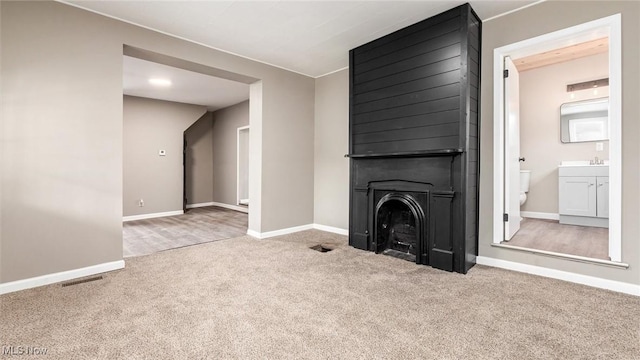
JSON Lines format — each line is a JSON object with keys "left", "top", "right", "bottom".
{"left": 493, "top": 15, "right": 622, "bottom": 263}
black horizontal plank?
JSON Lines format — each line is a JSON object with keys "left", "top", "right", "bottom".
{"left": 355, "top": 70, "right": 460, "bottom": 105}
{"left": 353, "top": 109, "right": 459, "bottom": 134}
{"left": 353, "top": 135, "right": 460, "bottom": 154}
{"left": 469, "top": 71, "right": 479, "bottom": 88}
{"left": 470, "top": 84, "right": 478, "bottom": 101}
{"left": 353, "top": 123, "right": 459, "bottom": 145}
{"left": 470, "top": 111, "right": 478, "bottom": 125}
{"left": 469, "top": 123, "right": 478, "bottom": 137}
{"left": 354, "top": 43, "right": 461, "bottom": 85}
{"left": 354, "top": 7, "right": 460, "bottom": 62}
{"left": 469, "top": 45, "right": 479, "bottom": 65}
{"left": 470, "top": 99, "right": 478, "bottom": 113}
{"left": 469, "top": 58, "right": 479, "bottom": 77}
{"left": 354, "top": 22, "right": 461, "bottom": 75}
{"left": 354, "top": 96, "right": 460, "bottom": 124}
{"left": 354, "top": 57, "right": 461, "bottom": 95}
{"left": 353, "top": 83, "right": 460, "bottom": 115}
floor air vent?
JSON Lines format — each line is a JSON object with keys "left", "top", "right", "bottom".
{"left": 61, "top": 276, "right": 103, "bottom": 287}
{"left": 310, "top": 244, "right": 334, "bottom": 253}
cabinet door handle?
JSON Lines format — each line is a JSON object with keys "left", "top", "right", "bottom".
{"left": 598, "top": 183, "right": 604, "bottom": 187}
{"left": 589, "top": 183, "right": 594, "bottom": 187}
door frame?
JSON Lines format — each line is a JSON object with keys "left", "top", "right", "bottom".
{"left": 492, "top": 14, "right": 622, "bottom": 262}
{"left": 236, "top": 125, "right": 250, "bottom": 206}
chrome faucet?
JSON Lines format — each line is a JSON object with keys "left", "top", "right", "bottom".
{"left": 590, "top": 156, "right": 604, "bottom": 165}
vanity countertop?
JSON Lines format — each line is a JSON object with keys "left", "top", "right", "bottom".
{"left": 558, "top": 160, "right": 609, "bottom": 167}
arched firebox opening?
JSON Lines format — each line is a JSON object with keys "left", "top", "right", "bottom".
{"left": 374, "top": 194, "right": 425, "bottom": 263}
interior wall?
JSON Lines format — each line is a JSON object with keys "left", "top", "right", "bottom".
{"left": 313, "top": 69, "right": 349, "bottom": 230}
{"left": 520, "top": 52, "right": 609, "bottom": 214}
{"left": 479, "top": 0, "right": 639, "bottom": 285}
{"left": 0, "top": 1, "right": 314, "bottom": 284}
{"left": 185, "top": 112, "right": 214, "bottom": 206}
{"left": 211, "top": 100, "right": 249, "bottom": 207}
{"left": 123, "top": 96, "right": 206, "bottom": 216}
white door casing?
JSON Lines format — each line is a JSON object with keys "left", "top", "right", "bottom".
{"left": 492, "top": 14, "right": 621, "bottom": 262}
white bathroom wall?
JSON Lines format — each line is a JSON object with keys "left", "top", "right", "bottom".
{"left": 519, "top": 52, "right": 609, "bottom": 215}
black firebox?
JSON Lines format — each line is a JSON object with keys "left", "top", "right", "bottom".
{"left": 347, "top": 3, "right": 481, "bottom": 274}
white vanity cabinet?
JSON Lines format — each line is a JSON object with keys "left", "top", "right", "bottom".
{"left": 558, "top": 165, "right": 608, "bottom": 228}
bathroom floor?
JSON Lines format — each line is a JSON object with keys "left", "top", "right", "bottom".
{"left": 503, "top": 218, "right": 609, "bottom": 260}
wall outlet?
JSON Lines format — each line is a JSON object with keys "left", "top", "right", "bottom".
{"left": 596, "top": 142, "right": 604, "bottom": 152}
{"left": 138, "top": 199, "right": 144, "bottom": 207}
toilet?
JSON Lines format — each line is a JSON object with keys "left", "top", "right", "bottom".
{"left": 520, "top": 170, "right": 531, "bottom": 206}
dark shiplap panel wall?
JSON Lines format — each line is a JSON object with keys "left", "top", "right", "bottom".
{"left": 350, "top": 7, "right": 464, "bottom": 154}
{"left": 348, "top": 3, "right": 481, "bottom": 274}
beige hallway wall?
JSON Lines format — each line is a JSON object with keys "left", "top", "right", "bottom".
{"left": 123, "top": 96, "right": 206, "bottom": 217}
{"left": 212, "top": 101, "right": 250, "bottom": 207}
{"left": 314, "top": 70, "right": 349, "bottom": 230}
{"left": 0, "top": 1, "right": 314, "bottom": 283}
{"left": 185, "top": 112, "right": 214, "bottom": 206}
{"left": 479, "top": 1, "right": 639, "bottom": 285}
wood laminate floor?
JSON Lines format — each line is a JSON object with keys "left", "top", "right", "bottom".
{"left": 123, "top": 206, "right": 248, "bottom": 257}
{"left": 503, "top": 218, "right": 609, "bottom": 260}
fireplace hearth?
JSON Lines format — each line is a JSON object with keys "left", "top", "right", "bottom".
{"left": 347, "top": 4, "right": 481, "bottom": 274}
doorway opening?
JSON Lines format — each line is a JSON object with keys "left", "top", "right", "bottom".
{"left": 493, "top": 14, "right": 622, "bottom": 263}
{"left": 121, "top": 47, "right": 260, "bottom": 257}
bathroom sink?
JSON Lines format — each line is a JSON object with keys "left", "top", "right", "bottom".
{"left": 559, "top": 160, "right": 609, "bottom": 167}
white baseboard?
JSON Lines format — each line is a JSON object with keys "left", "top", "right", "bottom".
{"left": 476, "top": 256, "right": 640, "bottom": 296}
{"left": 208, "top": 202, "right": 248, "bottom": 213}
{"left": 247, "top": 224, "right": 314, "bottom": 239}
{"left": 186, "top": 202, "right": 215, "bottom": 209}
{"left": 313, "top": 224, "right": 349, "bottom": 236}
{"left": 0, "top": 260, "right": 125, "bottom": 295}
{"left": 520, "top": 211, "right": 559, "bottom": 220}
{"left": 123, "top": 210, "right": 183, "bottom": 222}
{"left": 246, "top": 223, "right": 348, "bottom": 239}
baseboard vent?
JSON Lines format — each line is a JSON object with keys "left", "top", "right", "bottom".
{"left": 61, "top": 276, "right": 103, "bottom": 287}
{"left": 310, "top": 244, "right": 334, "bottom": 253}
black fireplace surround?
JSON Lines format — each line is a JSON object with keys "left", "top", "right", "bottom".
{"left": 348, "top": 4, "right": 480, "bottom": 274}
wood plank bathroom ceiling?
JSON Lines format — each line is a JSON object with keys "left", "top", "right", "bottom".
{"left": 513, "top": 37, "right": 608, "bottom": 72}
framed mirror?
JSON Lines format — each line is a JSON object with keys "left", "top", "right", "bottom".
{"left": 560, "top": 97, "right": 609, "bottom": 143}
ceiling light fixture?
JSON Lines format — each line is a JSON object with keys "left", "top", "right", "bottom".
{"left": 566, "top": 78, "right": 608, "bottom": 92}
{"left": 148, "top": 78, "right": 172, "bottom": 87}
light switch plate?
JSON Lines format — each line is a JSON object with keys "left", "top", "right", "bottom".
{"left": 159, "top": 150, "right": 166, "bottom": 156}
{"left": 595, "top": 142, "right": 604, "bottom": 152}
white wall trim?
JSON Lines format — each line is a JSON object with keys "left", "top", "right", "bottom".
{"left": 123, "top": 210, "right": 183, "bottom": 222}
{"left": 476, "top": 256, "right": 639, "bottom": 297}
{"left": 237, "top": 125, "right": 250, "bottom": 208}
{"left": 0, "top": 260, "right": 125, "bottom": 295}
{"left": 209, "top": 201, "right": 248, "bottom": 214}
{"left": 492, "top": 14, "right": 622, "bottom": 263}
{"left": 186, "top": 202, "right": 215, "bottom": 209}
{"left": 520, "top": 211, "right": 559, "bottom": 220}
{"left": 247, "top": 224, "right": 314, "bottom": 239}
{"left": 313, "top": 224, "right": 349, "bottom": 236}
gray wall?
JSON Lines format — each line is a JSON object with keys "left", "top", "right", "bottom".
{"left": 212, "top": 101, "right": 249, "bottom": 206}
{"left": 479, "top": 0, "right": 639, "bottom": 285}
{"left": 1, "top": 1, "right": 314, "bottom": 283}
{"left": 520, "top": 53, "right": 610, "bottom": 214}
{"left": 185, "top": 112, "right": 214, "bottom": 206}
{"left": 123, "top": 96, "right": 206, "bottom": 216}
{"left": 314, "top": 70, "right": 349, "bottom": 230}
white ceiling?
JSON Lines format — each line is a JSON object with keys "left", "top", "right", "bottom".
{"left": 66, "top": 0, "right": 539, "bottom": 78}
{"left": 123, "top": 55, "right": 249, "bottom": 110}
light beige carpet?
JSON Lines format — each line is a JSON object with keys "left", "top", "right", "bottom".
{"left": 1, "top": 230, "right": 638, "bottom": 359}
